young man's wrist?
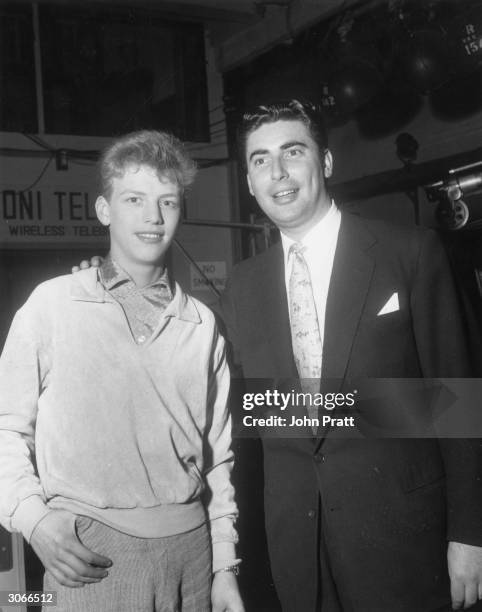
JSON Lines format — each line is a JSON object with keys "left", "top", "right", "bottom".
{"left": 214, "top": 564, "right": 240, "bottom": 576}
{"left": 11, "top": 495, "right": 51, "bottom": 542}
{"left": 212, "top": 540, "right": 241, "bottom": 573}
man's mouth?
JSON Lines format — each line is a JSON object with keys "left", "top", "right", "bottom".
{"left": 272, "top": 188, "right": 299, "bottom": 201}
{"left": 136, "top": 232, "right": 165, "bottom": 242}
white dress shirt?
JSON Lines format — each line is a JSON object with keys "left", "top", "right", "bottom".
{"left": 281, "top": 202, "right": 342, "bottom": 365}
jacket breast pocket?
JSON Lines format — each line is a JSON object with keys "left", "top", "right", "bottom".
{"left": 372, "top": 309, "right": 407, "bottom": 330}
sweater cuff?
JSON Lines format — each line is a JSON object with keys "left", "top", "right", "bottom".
{"left": 212, "top": 541, "right": 240, "bottom": 573}
{"left": 11, "top": 495, "right": 51, "bottom": 542}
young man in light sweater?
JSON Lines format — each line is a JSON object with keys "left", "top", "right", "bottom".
{"left": 0, "top": 131, "right": 244, "bottom": 612}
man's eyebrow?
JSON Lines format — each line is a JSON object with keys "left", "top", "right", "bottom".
{"left": 119, "top": 189, "right": 146, "bottom": 195}
{"left": 158, "top": 193, "right": 180, "bottom": 199}
{"left": 280, "top": 140, "right": 308, "bottom": 150}
{"left": 119, "top": 189, "right": 179, "bottom": 199}
{"left": 248, "top": 141, "right": 308, "bottom": 163}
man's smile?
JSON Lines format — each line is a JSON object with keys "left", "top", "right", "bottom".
{"left": 135, "top": 231, "right": 165, "bottom": 242}
{"left": 272, "top": 187, "right": 299, "bottom": 202}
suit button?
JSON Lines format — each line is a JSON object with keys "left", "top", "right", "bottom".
{"left": 308, "top": 510, "right": 316, "bottom": 519}
{"left": 314, "top": 453, "right": 325, "bottom": 463}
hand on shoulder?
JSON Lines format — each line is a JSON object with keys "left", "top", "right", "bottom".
{"left": 72, "top": 256, "right": 103, "bottom": 274}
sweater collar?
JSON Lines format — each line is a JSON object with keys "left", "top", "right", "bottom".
{"left": 99, "top": 253, "right": 172, "bottom": 296}
{"left": 70, "top": 268, "right": 201, "bottom": 324}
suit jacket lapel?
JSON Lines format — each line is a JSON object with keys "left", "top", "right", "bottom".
{"left": 322, "top": 214, "right": 376, "bottom": 383}
{"left": 315, "top": 214, "right": 376, "bottom": 445}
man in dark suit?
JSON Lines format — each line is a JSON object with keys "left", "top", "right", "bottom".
{"left": 218, "top": 100, "right": 482, "bottom": 611}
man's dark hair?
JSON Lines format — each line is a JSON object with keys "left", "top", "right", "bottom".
{"left": 238, "top": 99, "right": 328, "bottom": 168}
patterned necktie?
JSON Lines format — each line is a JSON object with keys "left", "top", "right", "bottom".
{"left": 289, "top": 243, "right": 322, "bottom": 432}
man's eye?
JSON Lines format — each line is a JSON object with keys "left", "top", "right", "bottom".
{"left": 253, "top": 157, "right": 266, "bottom": 167}
{"left": 127, "top": 196, "right": 141, "bottom": 204}
{"left": 285, "top": 148, "right": 302, "bottom": 158}
{"left": 160, "top": 200, "right": 179, "bottom": 208}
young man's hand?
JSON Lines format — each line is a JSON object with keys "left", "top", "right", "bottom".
{"left": 72, "top": 256, "right": 103, "bottom": 274}
{"left": 211, "top": 571, "right": 245, "bottom": 612}
{"left": 30, "top": 510, "right": 112, "bottom": 587}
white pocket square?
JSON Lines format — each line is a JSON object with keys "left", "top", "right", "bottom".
{"left": 377, "top": 292, "right": 399, "bottom": 316}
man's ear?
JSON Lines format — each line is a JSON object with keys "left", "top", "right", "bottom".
{"left": 95, "top": 196, "right": 110, "bottom": 226}
{"left": 247, "top": 173, "right": 254, "bottom": 196}
{"left": 323, "top": 150, "right": 333, "bottom": 179}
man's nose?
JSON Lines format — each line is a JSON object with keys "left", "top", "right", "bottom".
{"left": 271, "top": 157, "right": 288, "bottom": 181}
{"left": 143, "top": 200, "right": 163, "bottom": 224}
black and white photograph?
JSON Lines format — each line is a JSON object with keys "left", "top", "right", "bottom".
{"left": 1, "top": 0, "right": 482, "bottom": 611}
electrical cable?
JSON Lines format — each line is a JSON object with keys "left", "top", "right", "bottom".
{"left": 22, "top": 132, "right": 55, "bottom": 152}
{"left": 173, "top": 238, "right": 220, "bottom": 298}
{"left": 20, "top": 155, "right": 54, "bottom": 192}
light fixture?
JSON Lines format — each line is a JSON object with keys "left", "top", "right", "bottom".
{"left": 426, "top": 162, "right": 482, "bottom": 230}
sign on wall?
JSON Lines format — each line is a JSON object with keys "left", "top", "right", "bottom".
{"left": 190, "top": 261, "right": 226, "bottom": 292}
{"left": 0, "top": 186, "right": 108, "bottom": 246}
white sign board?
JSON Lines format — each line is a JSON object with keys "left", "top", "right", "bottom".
{"left": 0, "top": 186, "right": 108, "bottom": 246}
{"left": 191, "top": 261, "right": 227, "bottom": 292}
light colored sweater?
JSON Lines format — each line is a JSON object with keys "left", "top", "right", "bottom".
{"left": 0, "top": 268, "right": 238, "bottom": 569}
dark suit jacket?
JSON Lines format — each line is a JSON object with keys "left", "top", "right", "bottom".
{"left": 218, "top": 213, "right": 482, "bottom": 612}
